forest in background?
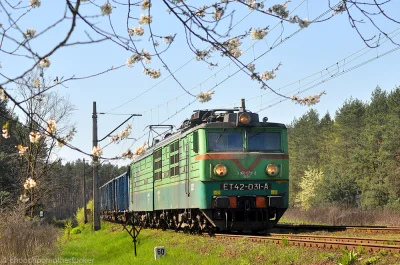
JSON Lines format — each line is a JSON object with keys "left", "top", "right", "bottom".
{"left": 1, "top": 86, "right": 400, "bottom": 221}
{"left": 289, "top": 86, "right": 400, "bottom": 211}
{"left": 0, "top": 98, "right": 126, "bottom": 219}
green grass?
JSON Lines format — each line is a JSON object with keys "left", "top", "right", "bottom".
{"left": 54, "top": 222, "right": 400, "bottom": 265}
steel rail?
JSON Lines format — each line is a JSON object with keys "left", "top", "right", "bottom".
{"left": 215, "top": 233, "right": 400, "bottom": 253}
{"left": 274, "top": 224, "right": 400, "bottom": 233}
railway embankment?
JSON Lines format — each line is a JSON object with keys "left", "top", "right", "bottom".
{"left": 53, "top": 222, "right": 400, "bottom": 265}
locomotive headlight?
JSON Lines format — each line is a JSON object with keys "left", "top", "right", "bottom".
{"left": 266, "top": 164, "right": 279, "bottom": 177}
{"left": 239, "top": 113, "right": 251, "bottom": 125}
{"left": 214, "top": 164, "right": 228, "bottom": 177}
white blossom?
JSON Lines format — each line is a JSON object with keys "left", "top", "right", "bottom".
{"left": 268, "top": 3, "right": 289, "bottom": 18}
{"left": 2, "top": 122, "right": 9, "bottom": 139}
{"left": 333, "top": 4, "right": 346, "bottom": 15}
{"left": 196, "top": 91, "right": 215, "bottom": 103}
{"left": 118, "top": 124, "right": 131, "bottom": 140}
{"left": 126, "top": 54, "right": 142, "bottom": 67}
{"left": 291, "top": 91, "right": 326, "bottom": 106}
{"left": 32, "top": 78, "right": 40, "bottom": 88}
{"left": 141, "top": 0, "right": 151, "bottom": 10}
{"left": 260, "top": 69, "right": 276, "bottom": 80}
{"left": 195, "top": 6, "right": 206, "bottom": 17}
{"left": 30, "top": 0, "right": 41, "bottom": 8}
{"left": 213, "top": 7, "right": 224, "bottom": 20}
{"left": 139, "top": 14, "right": 152, "bottom": 24}
{"left": 163, "top": 35, "right": 175, "bottom": 45}
{"left": 195, "top": 50, "right": 210, "bottom": 61}
{"left": 92, "top": 144, "right": 103, "bottom": 157}
{"left": 110, "top": 135, "right": 120, "bottom": 143}
{"left": 142, "top": 49, "right": 151, "bottom": 64}
{"left": 122, "top": 149, "right": 134, "bottom": 160}
{"left": 143, "top": 68, "right": 161, "bottom": 79}
{"left": 46, "top": 118, "right": 57, "bottom": 135}
{"left": 289, "top": 16, "right": 298, "bottom": 24}
{"left": 298, "top": 18, "right": 310, "bottom": 29}
{"left": 248, "top": 0, "right": 264, "bottom": 10}
{"left": 56, "top": 139, "right": 65, "bottom": 147}
{"left": 0, "top": 88, "right": 6, "bottom": 101}
{"left": 17, "top": 144, "right": 28, "bottom": 156}
{"left": 2, "top": 129, "right": 9, "bottom": 139}
{"left": 223, "top": 37, "right": 242, "bottom": 58}
{"left": 38, "top": 57, "right": 51, "bottom": 68}
{"left": 250, "top": 28, "right": 267, "bottom": 40}
{"left": 133, "top": 142, "right": 147, "bottom": 157}
{"left": 24, "top": 177, "right": 36, "bottom": 190}
{"left": 100, "top": 2, "right": 112, "bottom": 15}
{"left": 247, "top": 63, "right": 255, "bottom": 72}
{"left": 19, "top": 194, "right": 29, "bottom": 203}
{"left": 128, "top": 26, "right": 144, "bottom": 36}
{"left": 23, "top": 28, "right": 36, "bottom": 39}
{"left": 29, "top": 131, "right": 41, "bottom": 144}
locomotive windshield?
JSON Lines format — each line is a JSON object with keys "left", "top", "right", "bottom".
{"left": 208, "top": 132, "right": 243, "bottom": 151}
{"left": 248, "top": 132, "right": 281, "bottom": 151}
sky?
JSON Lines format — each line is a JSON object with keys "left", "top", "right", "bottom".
{"left": 1, "top": 0, "right": 399, "bottom": 167}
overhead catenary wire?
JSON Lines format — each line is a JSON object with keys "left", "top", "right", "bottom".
{"left": 0, "top": 1, "right": 340, "bottom": 162}
{"left": 219, "top": 27, "right": 400, "bottom": 110}
{"left": 131, "top": 0, "right": 310, "bottom": 121}
{"left": 105, "top": 8, "right": 257, "bottom": 113}
{"left": 121, "top": 1, "right": 342, "bottom": 156}
{"left": 255, "top": 45, "right": 400, "bottom": 112}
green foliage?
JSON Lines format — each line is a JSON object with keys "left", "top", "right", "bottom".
{"left": 295, "top": 166, "right": 323, "bottom": 210}
{"left": 70, "top": 227, "right": 82, "bottom": 234}
{"left": 56, "top": 223, "right": 350, "bottom": 265}
{"left": 289, "top": 86, "right": 400, "bottom": 210}
{"left": 281, "top": 237, "right": 289, "bottom": 246}
{"left": 288, "top": 109, "right": 322, "bottom": 206}
{"left": 362, "top": 256, "right": 380, "bottom": 265}
{"left": 64, "top": 218, "right": 73, "bottom": 240}
{"left": 75, "top": 199, "right": 93, "bottom": 228}
{"left": 337, "top": 249, "right": 360, "bottom": 265}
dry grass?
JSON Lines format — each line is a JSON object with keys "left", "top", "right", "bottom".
{"left": 0, "top": 205, "right": 61, "bottom": 262}
{"left": 283, "top": 206, "right": 400, "bottom": 226}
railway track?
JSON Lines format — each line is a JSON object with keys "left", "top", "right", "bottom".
{"left": 215, "top": 233, "right": 400, "bottom": 253}
{"left": 274, "top": 224, "right": 400, "bottom": 233}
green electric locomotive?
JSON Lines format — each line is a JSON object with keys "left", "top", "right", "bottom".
{"left": 128, "top": 99, "right": 289, "bottom": 233}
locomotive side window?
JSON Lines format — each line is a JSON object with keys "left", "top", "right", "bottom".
{"left": 248, "top": 132, "right": 281, "bottom": 151}
{"left": 169, "top": 141, "right": 180, "bottom": 177}
{"left": 207, "top": 132, "right": 243, "bottom": 152}
{"left": 154, "top": 149, "right": 162, "bottom": 180}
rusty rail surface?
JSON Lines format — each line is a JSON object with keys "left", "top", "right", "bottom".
{"left": 274, "top": 224, "right": 400, "bottom": 233}
{"left": 215, "top": 233, "right": 400, "bottom": 253}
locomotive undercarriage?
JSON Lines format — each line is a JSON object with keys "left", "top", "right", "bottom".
{"left": 101, "top": 207, "right": 286, "bottom": 234}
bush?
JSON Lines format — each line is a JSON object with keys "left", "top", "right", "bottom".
{"left": 70, "top": 227, "right": 82, "bottom": 234}
{"left": 0, "top": 205, "right": 60, "bottom": 261}
{"left": 75, "top": 199, "right": 93, "bottom": 228}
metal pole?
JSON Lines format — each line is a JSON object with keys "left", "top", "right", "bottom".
{"left": 92, "top": 102, "right": 101, "bottom": 231}
{"left": 83, "top": 158, "right": 87, "bottom": 224}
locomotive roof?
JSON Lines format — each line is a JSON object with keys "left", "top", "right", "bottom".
{"left": 130, "top": 99, "right": 286, "bottom": 163}
{"left": 130, "top": 120, "right": 286, "bottom": 164}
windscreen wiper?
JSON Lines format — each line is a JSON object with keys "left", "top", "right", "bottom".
{"left": 248, "top": 131, "right": 263, "bottom": 139}
{"left": 215, "top": 128, "right": 226, "bottom": 143}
